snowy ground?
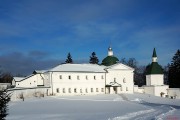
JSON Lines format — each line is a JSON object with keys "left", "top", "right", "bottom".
{"left": 7, "top": 93, "right": 180, "bottom": 120}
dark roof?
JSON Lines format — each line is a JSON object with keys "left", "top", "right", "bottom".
{"left": 101, "top": 56, "right": 119, "bottom": 66}
{"left": 152, "top": 48, "right": 157, "bottom": 57}
{"left": 146, "top": 62, "right": 163, "bottom": 75}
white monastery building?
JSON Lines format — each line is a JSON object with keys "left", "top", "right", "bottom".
{"left": 11, "top": 47, "right": 180, "bottom": 99}
{"left": 12, "top": 47, "right": 134, "bottom": 96}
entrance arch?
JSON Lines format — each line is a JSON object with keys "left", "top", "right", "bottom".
{"left": 105, "top": 82, "right": 121, "bottom": 94}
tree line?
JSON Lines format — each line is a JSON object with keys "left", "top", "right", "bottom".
{"left": 0, "top": 72, "right": 13, "bottom": 84}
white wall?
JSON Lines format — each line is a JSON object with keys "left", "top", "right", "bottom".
{"left": 8, "top": 87, "right": 50, "bottom": 101}
{"left": 167, "top": 88, "right": 180, "bottom": 99}
{"left": 50, "top": 72, "right": 106, "bottom": 95}
{"left": 44, "top": 73, "right": 51, "bottom": 87}
{"left": 154, "top": 85, "right": 169, "bottom": 97}
{"left": 144, "top": 86, "right": 154, "bottom": 95}
{"left": 134, "top": 85, "right": 138, "bottom": 92}
{"left": 146, "top": 74, "right": 164, "bottom": 86}
{"left": 137, "top": 87, "right": 144, "bottom": 93}
{"left": 106, "top": 70, "right": 134, "bottom": 93}
{"left": 36, "top": 73, "right": 44, "bottom": 86}
{"left": 144, "top": 85, "right": 169, "bottom": 97}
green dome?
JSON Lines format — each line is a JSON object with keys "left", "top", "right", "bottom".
{"left": 102, "top": 56, "right": 119, "bottom": 66}
{"left": 146, "top": 62, "right": 163, "bottom": 75}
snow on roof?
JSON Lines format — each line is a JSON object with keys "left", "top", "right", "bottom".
{"left": 49, "top": 64, "right": 106, "bottom": 73}
{"left": 33, "top": 70, "right": 47, "bottom": 74}
{"left": 105, "top": 63, "right": 134, "bottom": 70}
{"left": 13, "top": 74, "right": 35, "bottom": 82}
{"left": 13, "top": 77, "right": 25, "bottom": 82}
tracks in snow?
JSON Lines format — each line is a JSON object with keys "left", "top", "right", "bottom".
{"left": 110, "top": 94, "right": 176, "bottom": 120}
{"left": 109, "top": 105, "right": 176, "bottom": 120}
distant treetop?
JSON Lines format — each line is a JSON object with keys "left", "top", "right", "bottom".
{"left": 89, "top": 52, "right": 99, "bottom": 64}
{"left": 65, "top": 52, "right": 73, "bottom": 64}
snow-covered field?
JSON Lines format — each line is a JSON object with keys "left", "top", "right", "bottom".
{"left": 7, "top": 93, "right": 180, "bottom": 120}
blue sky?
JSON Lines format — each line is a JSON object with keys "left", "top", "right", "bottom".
{"left": 0, "top": 0, "right": 180, "bottom": 75}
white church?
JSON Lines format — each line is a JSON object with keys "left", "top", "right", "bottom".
{"left": 11, "top": 47, "right": 180, "bottom": 99}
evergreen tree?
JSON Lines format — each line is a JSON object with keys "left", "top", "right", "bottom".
{"left": 0, "top": 89, "right": 11, "bottom": 120}
{"left": 65, "top": 53, "right": 73, "bottom": 63}
{"left": 169, "top": 49, "right": 180, "bottom": 88}
{"left": 163, "top": 64, "right": 170, "bottom": 85}
{"left": 89, "top": 52, "right": 99, "bottom": 64}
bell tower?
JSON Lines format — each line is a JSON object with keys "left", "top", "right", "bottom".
{"left": 146, "top": 48, "right": 164, "bottom": 86}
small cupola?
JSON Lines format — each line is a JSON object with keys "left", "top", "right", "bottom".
{"left": 108, "top": 46, "right": 113, "bottom": 56}
{"left": 102, "top": 46, "right": 119, "bottom": 66}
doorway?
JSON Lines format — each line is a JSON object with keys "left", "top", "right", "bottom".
{"left": 113, "top": 87, "right": 117, "bottom": 94}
